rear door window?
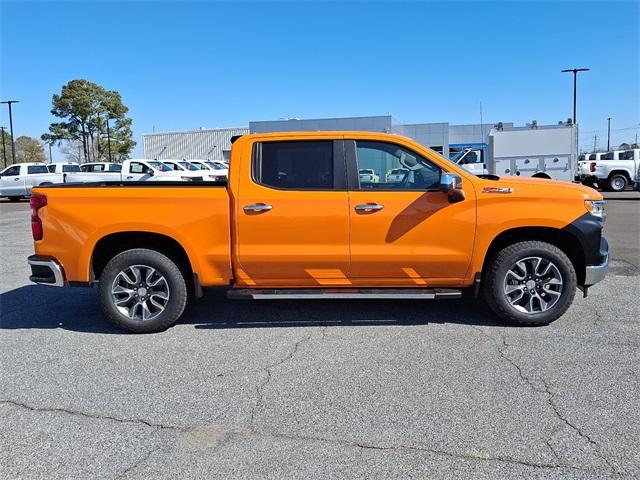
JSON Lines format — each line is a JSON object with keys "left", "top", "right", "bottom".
{"left": 253, "top": 141, "right": 334, "bottom": 190}
{"left": 27, "top": 165, "right": 49, "bottom": 174}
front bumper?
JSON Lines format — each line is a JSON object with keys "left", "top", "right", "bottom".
{"left": 584, "top": 237, "right": 609, "bottom": 286}
{"left": 27, "top": 255, "right": 65, "bottom": 287}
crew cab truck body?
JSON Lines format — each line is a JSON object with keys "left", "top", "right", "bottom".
{"left": 28, "top": 132, "right": 609, "bottom": 333}
{"left": 579, "top": 149, "right": 640, "bottom": 191}
{"left": 0, "top": 163, "right": 56, "bottom": 200}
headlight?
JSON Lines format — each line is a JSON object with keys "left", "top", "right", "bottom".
{"left": 584, "top": 200, "right": 605, "bottom": 218}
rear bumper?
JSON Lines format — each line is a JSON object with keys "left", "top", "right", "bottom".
{"left": 27, "top": 255, "right": 65, "bottom": 287}
{"left": 584, "top": 237, "right": 609, "bottom": 287}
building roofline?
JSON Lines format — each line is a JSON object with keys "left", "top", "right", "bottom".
{"left": 142, "top": 127, "right": 249, "bottom": 136}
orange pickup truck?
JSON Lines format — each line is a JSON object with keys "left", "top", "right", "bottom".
{"left": 28, "top": 132, "right": 609, "bottom": 333}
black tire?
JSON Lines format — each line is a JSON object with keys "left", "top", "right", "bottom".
{"left": 483, "top": 241, "right": 577, "bottom": 326}
{"left": 98, "top": 248, "right": 188, "bottom": 333}
{"left": 8, "top": 196, "right": 22, "bottom": 202}
{"left": 607, "top": 174, "right": 628, "bottom": 192}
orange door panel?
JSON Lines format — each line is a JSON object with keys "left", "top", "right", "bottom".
{"left": 348, "top": 190, "right": 476, "bottom": 282}
{"left": 346, "top": 137, "right": 477, "bottom": 285}
{"left": 234, "top": 138, "right": 351, "bottom": 286}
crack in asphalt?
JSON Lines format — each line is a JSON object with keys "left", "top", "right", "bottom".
{"left": 2, "top": 396, "right": 609, "bottom": 475}
{"left": 248, "top": 332, "right": 313, "bottom": 430}
{"left": 470, "top": 327, "right": 621, "bottom": 476}
{"left": 0, "top": 399, "right": 182, "bottom": 430}
{"left": 113, "top": 444, "right": 164, "bottom": 480}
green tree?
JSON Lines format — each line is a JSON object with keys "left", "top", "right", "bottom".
{"left": 14, "top": 136, "right": 47, "bottom": 163}
{"left": 42, "top": 79, "right": 135, "bottom": 162}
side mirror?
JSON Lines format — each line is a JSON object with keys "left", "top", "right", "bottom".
{"left": 440, "top": 173, "right": 465, "bottom": 203}
{"left": 146, "top": 168, "right": 155, "bottom": 176}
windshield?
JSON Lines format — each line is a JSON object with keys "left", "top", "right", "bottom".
{"left": 62, "top": 165, "right": 81, "bottom": 172}
{"left": 147, "top": 161, "right": 172, "bottom": 172}
{"left": 204, "top": 162, "right": 220, "bottom": 170}
{"left": 179, "top": 161, "right": 200, "bottom": 171}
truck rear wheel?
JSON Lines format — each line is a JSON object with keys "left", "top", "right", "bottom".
{"left": 607, "top": 174, "right": 627, "bottom": 192}
{"left": 7, "top": 196, "right": 22, "bottom": 202}
{"left": 483, "top": 241, "right": 576, "bottom": 326}
{"left": 98, "top": 248, "right": 188, "bottom": 333}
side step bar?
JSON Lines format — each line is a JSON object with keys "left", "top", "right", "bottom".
{"left": 227, "top": 288, "right": 462, "bottom": 300}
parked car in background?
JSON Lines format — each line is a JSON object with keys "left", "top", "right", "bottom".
{"left": 634, "top": 162, "right": 640, "bottom": 191}
{"left": 120, "top": 159, "right": 196, "bottom": 182}
{"left": 358, "top": 168, "right": 379, "bottom": 183}
{"left": 579, "top": 149, "right": 639, "bottom": 191}
{"left": 161, "top": 160, "right": 218, "bottom": 181}
{"left": 385, "top": 168, "right": 409, "bottom": 183}
{"left": 0, "top": 163, "right": 56, "bottom": 201}
{"left": 188, "top": 160, "right": 228, "bottom": 180}
{"left": 28, "top": 131, "right": 608, "bottom": 333}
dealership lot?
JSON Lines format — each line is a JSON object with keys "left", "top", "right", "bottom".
{"left": 1, "top": 194, "right": 638, "bottom": 479}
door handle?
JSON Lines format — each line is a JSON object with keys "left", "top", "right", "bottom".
{"left": 14, "top": 178, "right": 20, "bottom": 181}
{"left": 355, "top": 203, "right": 384, "bottom": 213}
{"left": 126, "top": 176, "right": 134, "bottom": 179}
{"left": 244, "top": 204, "right": 273, "bottom": 213}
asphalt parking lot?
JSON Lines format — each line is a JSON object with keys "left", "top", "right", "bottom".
{"left": 1, "top": 193, "right": 639, "bottom": 479}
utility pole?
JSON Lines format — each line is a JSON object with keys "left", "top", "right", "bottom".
{"left": 561, "top": 68, "right": 589, "bottom": 125}
{"left": 48, "top": 142, "right": 53, "bottom": 163}
{"left": 607, "top": 117, "right": 612, "bottom": 151}
{"left": 593, "top": 135, "right": 597, "bottom": 152}
{"left": 0, "top": 126, "right": 7, "bottom": 167}
{"left": 0, "top": 100, "right": 19, "bottom": 164}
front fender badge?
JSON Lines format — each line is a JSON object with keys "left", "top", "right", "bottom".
{"left": 482, "top": 186, "right": 513, "bottom": 194}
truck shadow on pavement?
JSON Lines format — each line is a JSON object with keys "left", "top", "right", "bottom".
{"left": 0, "top": 285, "right": 504, "bottom": 334}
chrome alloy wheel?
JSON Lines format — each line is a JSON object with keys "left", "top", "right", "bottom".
{"left": 111, "top": 265, "right": 170, "bottom": 321}
{"left": 503, "top": 257, "right": 563, "bottom": 314}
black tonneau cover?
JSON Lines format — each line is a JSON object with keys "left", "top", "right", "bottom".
{"left": 36, "top": 181, "right": 228, "bottom": 188}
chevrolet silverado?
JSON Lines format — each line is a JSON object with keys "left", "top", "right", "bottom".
{"left": 27, "top": 132, "right": 609, "bottom": 333}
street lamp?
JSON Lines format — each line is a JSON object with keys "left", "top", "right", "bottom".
{"left": 0, "top": 100, "right": 19, "bottom": 164}
{"left": 561, "top": 68, "right": 589, "bottom": 125}
{"left": 607, "top": 117, "right": 612, "bottom": 151}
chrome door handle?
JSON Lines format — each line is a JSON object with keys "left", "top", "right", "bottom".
{"left": 14, "top": 178, "right": 20, "bottom": 181}
{"left": 355, "top": 203, "right": 384, "bottom": 212}
{"left": 244, "top": 204, "right": 273, "bottom": 213}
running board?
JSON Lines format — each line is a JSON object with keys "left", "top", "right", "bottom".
{"left": 227, "top": 288, "right": 462, "bottom": 300}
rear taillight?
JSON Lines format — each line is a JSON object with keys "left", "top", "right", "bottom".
{"left": 30, "top": 193, "right": 47, "bottom": 241}
{"left": 590, "top": 162, "right": 596, "bottom": 173}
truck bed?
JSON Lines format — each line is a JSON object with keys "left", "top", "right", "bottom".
{"left": 32, "top": 183, "right": 232, "bottom": 286}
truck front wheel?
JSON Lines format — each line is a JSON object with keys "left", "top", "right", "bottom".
{"left": 98, "top": 248, "right": 188, "bottom": 333}
{"left": 484, "top": 241, "right": 576, "bottom": 326}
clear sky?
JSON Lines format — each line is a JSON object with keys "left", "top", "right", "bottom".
{"left": 1, "top": 0, "right": 638, "bottom": 158}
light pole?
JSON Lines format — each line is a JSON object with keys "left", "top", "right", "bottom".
{"left": 48, "top": 142, "right": 53, "bottom": 163}
{"left": 561, "top": 68, "right": 589, "bottom": 125}
{"left": 0, "top": 126, "right": 7, "bottom": 167}
{"left": 607, "top": 117, "right": 611, "bottom": 151}
{"left": 0, "top": 100, "right": 19, "bottom": 164}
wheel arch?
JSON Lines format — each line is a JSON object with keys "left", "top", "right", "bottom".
{"left": 607, "top": 169, "right": 632, "bottom": 182}
{"left": 481, "top": 227, "right": 586, "bottom": 286}
{"left": 91, "top": 232, "right": 196, "bottom": 290}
